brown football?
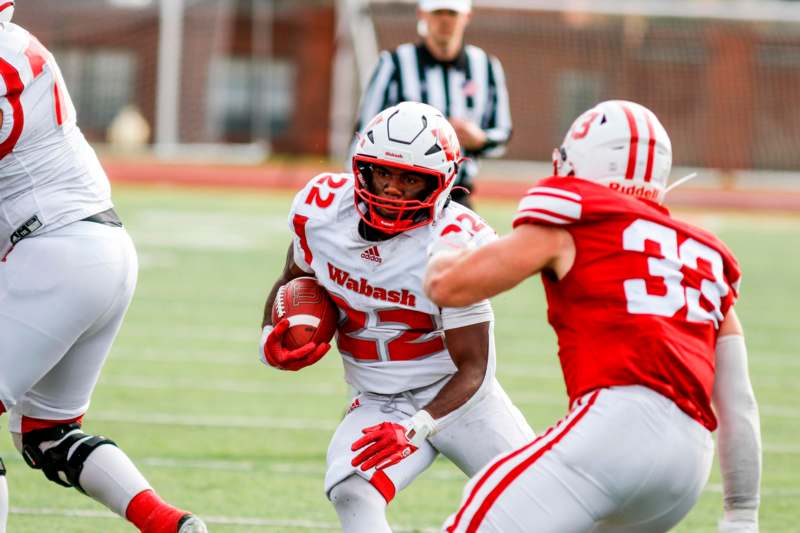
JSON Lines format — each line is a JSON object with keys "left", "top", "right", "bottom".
{"left": 272, "top": 277, "right": 338, "bottom": 350}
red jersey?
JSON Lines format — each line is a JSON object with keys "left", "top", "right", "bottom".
{"left": 513, "top": 177, "right": 741, "bottom": 430}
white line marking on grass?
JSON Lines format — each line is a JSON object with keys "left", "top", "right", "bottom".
{"left": 98, "top": 376, "right": 345, "bottom": 397}
{"left": 138, "top": 457, "right": 469, "bottom": 481}
{"left": 704, "top": 485, "right": 800, "bottom": 497}
{"left": 135, "top": 442, "right": 800, "bottom": 472}
{"left": 10, "top": 507, "right": 440, "bottom": 532}
{"left": 120, "top": 326, "right": 256, "bottom": 344}
{"left": 89, "top": 412, "right": 339, "bottom": 431}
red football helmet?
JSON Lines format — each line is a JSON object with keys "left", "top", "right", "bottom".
{"left": 352, "top": 102, "right": 461, "bottom": 234}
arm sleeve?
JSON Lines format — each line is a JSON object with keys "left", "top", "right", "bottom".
{"left": 441, "top": 299, "right": 494, "bottom": 330}
{"left": 512, "top": 179, "right": 584, "bottom": 228}
{"left": 477, "top": 55, "right": 512, "bottom": 158}
{"left": 712, "top": 334, "right": 762, "bottom": 524}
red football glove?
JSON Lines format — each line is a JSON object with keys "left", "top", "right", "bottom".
{"left": 351, "top": 421, "right": 418, "bottom": 471}
{"left": 260, "top": 319, "right": 330, "bottom": 371}
{"left": 350, "top": 411, "right": 437, "bottom": 471}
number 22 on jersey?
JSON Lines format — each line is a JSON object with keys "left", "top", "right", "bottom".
{"left": 622, "top": 219, "right": 729, "bottom": 328}
{"left": 328, "top": 291, "right": 446, "bottom": 361}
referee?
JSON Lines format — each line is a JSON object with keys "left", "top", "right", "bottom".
{"left": 351, "top": 0, "right": 512, "bottom": 208}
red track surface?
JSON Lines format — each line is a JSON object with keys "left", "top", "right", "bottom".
{"left": 103, "top": 159, "right": 800, "bottom": 212}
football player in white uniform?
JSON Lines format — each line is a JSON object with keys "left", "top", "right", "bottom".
{"left": 0, "top": 8, "right": 206, "bottom": 533}
{"left": 259, "top": 101, "right": 534, "bottom": 532}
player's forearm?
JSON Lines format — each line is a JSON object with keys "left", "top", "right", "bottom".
{"left": 713, "top": 335, "right": 762, "bottom": 522}
{"left": 422, "top": 363, "right": 486, "bottom": 420}
{"left": 425, "top": 244, "right": 527, "bottom": 307}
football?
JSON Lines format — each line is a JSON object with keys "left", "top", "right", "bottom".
{"left": 271, "top": 276, "right": 338, "bottom": 350}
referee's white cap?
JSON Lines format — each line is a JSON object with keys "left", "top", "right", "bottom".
{"left": 419, "top": 0, "right": 472, "bottom": 14}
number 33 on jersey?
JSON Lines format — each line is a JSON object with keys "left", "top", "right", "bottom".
{"left": 514, "top": 176, "right": 741, "bottom": 429}
{"left": 515, "top": 176, "right": 741, "bottom": 329}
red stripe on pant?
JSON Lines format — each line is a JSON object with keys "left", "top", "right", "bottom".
{"left": 21, "top": 414, "right": 84, "bottom": 433}
{"left": 447, "top": 390, "right": 600, "bottom": 533}
{"left": 370, "top": 470, "right": 396, "bottom": 503}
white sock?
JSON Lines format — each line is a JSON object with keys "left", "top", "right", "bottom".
{"left": 0, "top": 465, "right": 8, "bottom": 533}
{"left": 77, "top": 444, "right": 151, "bottom": 516}
{"left": 330, "top": 475, "right": 392, "bottom": 533}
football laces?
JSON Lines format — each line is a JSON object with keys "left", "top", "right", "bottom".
{"left": 276, "top": 285, "right": 287, "bottom": 318}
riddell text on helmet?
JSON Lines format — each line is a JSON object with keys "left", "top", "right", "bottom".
{"left": 609, "top": 182, "right": 660, "bottom": 201}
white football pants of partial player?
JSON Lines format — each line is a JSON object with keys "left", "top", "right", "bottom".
{"left": 0, "top": 221, "right": 137, "bottom": 426}
{"left": 443, "top": 385, "right": 714, "bottom": 533}
{"left": 325, "top": 378, "right": 534, "bottom": 505}
{"left": 0, "top": 465, "right": 7, "bottom": 533}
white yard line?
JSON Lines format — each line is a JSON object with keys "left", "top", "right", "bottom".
{"left": 97, "top": 376, "right": 345, "bottom": 397}
{"left": 11, "top": 481, "right": 800, "bottom": 530}
{"left": 9, "top": 507, "right": 440, "bottom": 532}
{"left": 93, "top": 371, "right": 800, "bottom": 419}
{"left": 88, "top": 411, "right": 339, "bottom": 431}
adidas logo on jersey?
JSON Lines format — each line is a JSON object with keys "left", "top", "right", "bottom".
{"left": 360, "top": 245, "right": 382, "bottom": 264}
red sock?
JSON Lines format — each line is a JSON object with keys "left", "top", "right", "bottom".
{"left": 126, "top": 489, "right": 186, "bottom": 533}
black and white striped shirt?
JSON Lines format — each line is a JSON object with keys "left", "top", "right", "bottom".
{"left": 352, "top": 42, "right": 512, "bottom": 191}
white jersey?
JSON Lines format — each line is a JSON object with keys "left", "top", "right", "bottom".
{"left": 0, "top": 23, "right": 112, "bottom": 255}
{"left": 288, "top": 173, "right": 496, "bottom": 394}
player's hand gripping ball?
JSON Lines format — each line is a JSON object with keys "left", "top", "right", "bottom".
{"left": 261, "top": 277, "right": 338, "bottom": 371}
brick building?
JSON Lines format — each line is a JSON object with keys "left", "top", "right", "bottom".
{"left": 15, "top": 0, "right": 800, "bottom": 170}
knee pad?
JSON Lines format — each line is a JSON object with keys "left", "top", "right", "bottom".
{"left": 20, "top": 422, "right": 116, "bottom": 492}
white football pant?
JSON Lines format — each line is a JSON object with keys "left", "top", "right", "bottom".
{"left": 0, "top": 221, "right": 137, "bottom": 429}
{"left": 443, "top": 385, "right": 714, "bottom": 533}
{"left": 325, "top": 378, "right": 534, "bottom": 502}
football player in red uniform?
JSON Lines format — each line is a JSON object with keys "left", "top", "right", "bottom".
{"left": 425, "top": 100, "right": 761, "bottom": 533}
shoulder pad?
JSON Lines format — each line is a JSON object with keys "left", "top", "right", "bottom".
{"left": 436, "top": 203, "right": 496, "bottom": 247}
{"left": 513, "top": 177, "right": 584, "bottom": 228}
{"left": 289, "top": 173, "right": 353, "bottom": 224}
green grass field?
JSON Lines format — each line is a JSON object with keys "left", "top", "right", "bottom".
{"left": 2, "top": 184, "right": 798, "bottom": 532}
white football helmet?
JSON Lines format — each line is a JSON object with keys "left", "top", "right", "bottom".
{"left": 353, "top": 101, "right": 461, "bottom": 233}
{"left": 0, "top": 1, "right": 14, "bottom": 23}
{"left": 553, "top": 100, "right": 672, "bottom": 203}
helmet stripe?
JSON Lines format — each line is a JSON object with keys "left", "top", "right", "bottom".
{"left": 621, "top": 104, "right": 639, "bottom": 180}
{"left": 643, "top": 111, "right": 657, "bottom": 183}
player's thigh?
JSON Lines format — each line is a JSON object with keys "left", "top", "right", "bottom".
{"left": 16, "top": 274, "right": 136, "bottom": 423}
{"left": 1, "top": 224, "right": 137, "bottom": 424}
{"left": 431, "top": 379, "right": 534, "bottom": 477}
{"left": 325, "top": 394, "right": 437, "bottom": 502}
{"left": 444, "top": 386, "right": 713, "bottom": 533}
{"left": 442, "top": 393, "right": 606, "bottom": 533}
{"left": 444, "top": 452, "right": 600, "bottom": 533}
{"left": 0, "top": 232, "right": 94, "bottom": 410}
